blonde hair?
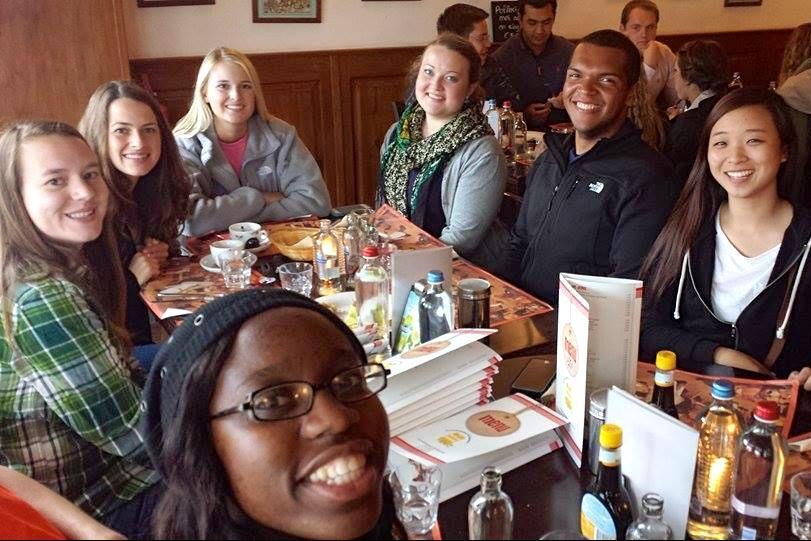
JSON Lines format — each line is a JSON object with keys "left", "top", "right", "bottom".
{"left": 627, "top": 73, "right": 666, "bottom": 151}
{"left": 80, "top": 80, "right": 190, "bottom": 248}
{"left": 779, "top": 23, "right": 811, "bottom": 86}
{"left": 173, "top": 47, "right": 272, "bottom": 138}
{"left": 0, "top": 121, "right": 129, "bottom": 350}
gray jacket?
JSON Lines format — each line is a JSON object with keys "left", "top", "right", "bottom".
{"left": 176, "top": 114, "right": 331, "bottom": 236}
{"left": 381, "top": 124, "right": 506, "bottom": 258}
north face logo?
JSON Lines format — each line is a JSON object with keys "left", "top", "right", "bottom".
{"left": 588, "top": 181, "right": 604, "bottom": 194}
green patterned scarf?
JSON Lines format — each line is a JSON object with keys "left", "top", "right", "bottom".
{"left": 380, "top": 101, "right": 491, "bottom": 217}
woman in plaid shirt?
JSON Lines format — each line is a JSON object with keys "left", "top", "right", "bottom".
{"left": 0, "top": 121, "right": 161, "bottom": 539}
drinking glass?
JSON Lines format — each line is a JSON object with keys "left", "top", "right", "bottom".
{"left": 278, "top": 262, "right": 313, "bottom": 297}
{"left": 218, "top": 248, "right": 251, "bottom": 289}
{"left": 388, "top": 461, "right": 442, "bottom": 536}
{"left": 792, "top": 471, "right": 811, "bottom": 539}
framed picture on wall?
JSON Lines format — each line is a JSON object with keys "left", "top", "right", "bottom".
{"left": 137, "top": 0, "right": 214, "bottom": 6}
{"left": 253, "top": 0, "right": 321, "bottom": 22}
{"left": 724, "top": 0, "right": 762, "bottom": 6}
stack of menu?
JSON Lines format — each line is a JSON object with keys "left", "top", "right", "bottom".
{"left": 379, "top": 329, "right": 499, "bottom": 436}
{"left": 389, "top": 394, "right": 566, "bottom": 501}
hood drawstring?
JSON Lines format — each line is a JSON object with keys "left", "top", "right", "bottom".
{"left": 673, "top": 251, "right": 690, "bottom": 320}
{"left": 776, "top": 240, "right": 811, "bottom": 340}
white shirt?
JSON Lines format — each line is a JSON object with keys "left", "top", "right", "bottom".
{"left": 712, "top": 213, "right": 781, "bottom": 323}
{"left": 685, "top": 89, "right": 717, "bottom": 113}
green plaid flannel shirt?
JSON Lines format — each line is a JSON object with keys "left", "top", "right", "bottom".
{"left": 0, "top": 277, "right": 159, "bottom": 518}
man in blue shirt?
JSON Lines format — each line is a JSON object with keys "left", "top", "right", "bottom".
{"left": 482, "top": 0, "right": 574, "bottom": 130}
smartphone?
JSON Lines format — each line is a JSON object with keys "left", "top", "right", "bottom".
{"left": 511, "top": 355, "right": 557, "bottom": 401}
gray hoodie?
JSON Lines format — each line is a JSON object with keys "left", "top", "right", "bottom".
{"left": 778, "top": 58, "right": 811, "bottom": 208}
{"left": 176, "top": 114, "right": 331, "bottom": 236}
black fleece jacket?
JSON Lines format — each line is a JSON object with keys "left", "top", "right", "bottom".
{"left": 502, "top": 121, "right": 676, "bottom": 304}
{"left": 640, "top": 207, "right": 811, "bottom": 378}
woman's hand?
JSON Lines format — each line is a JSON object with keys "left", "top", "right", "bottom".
{"left": 713, "top": 347, "right": 774, "bottom": 376}
{"left": 129, "top": 252, "right": 160, "bottom": 286}
{"left": 789, "top": 368, "right": 811, "bottom": 391}
{"left": 141, "top": 238, "right": 169, "bottom": 268}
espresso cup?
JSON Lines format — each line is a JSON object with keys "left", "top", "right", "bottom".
{"left": 229, "top": 222, "right": 268, "bottom": 244}
{"left": 210, "top": 239, "right": 244, "bottom": 261}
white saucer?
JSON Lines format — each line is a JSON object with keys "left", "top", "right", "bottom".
{"left": 200, "top": 252, "right": 258, "bottom": 273}
{"left": 244, "top": 237, "right": 271, "bottom": 254}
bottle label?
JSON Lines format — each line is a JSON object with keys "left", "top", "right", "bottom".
{"left": 580, "top": 493, "right": 617, "bottom": 540}
{"left": 655, "top": 370, "right": 674, "bottom": 387}
{"left": 731, "top": 495, "right": 780, "bottom": 519}
{"left": 598, "top": 448, "right": 620, "bottom": 467}
{"left": 739, "top": 526, "right": 757, "bottom": 540}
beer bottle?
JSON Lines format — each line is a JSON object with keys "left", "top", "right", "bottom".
{"left": 581, "top": 424, "right": 634, "bottom": 540}
{"left": 650, "top": 350, "right": 679, "bottom": 419}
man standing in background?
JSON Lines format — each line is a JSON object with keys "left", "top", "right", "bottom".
{"left": 619, "top": 0, "right": 679, "bottom": 109}
{"left": 482, "top": 0, "right": 574, "bottom": 130}
{"left": 436, "top": 4, "right": 493, "bottom": 65}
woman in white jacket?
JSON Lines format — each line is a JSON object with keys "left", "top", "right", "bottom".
{"left": 174, "top": 47, "right": 331, "bottom": 237}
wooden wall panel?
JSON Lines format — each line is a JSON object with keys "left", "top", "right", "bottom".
{"left": 130, "top": 28, "right": 792, "bottom": 208}
{"left": 0, "top": 0, "right": 130, "bottom": 125}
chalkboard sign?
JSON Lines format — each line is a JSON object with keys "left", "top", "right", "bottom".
{"left": 491, "top": 1, "right": 520, "bottom": 43}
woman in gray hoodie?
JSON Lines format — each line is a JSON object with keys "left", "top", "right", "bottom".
{"left": 174, "top": 47, "right": 331, "bottom": 237}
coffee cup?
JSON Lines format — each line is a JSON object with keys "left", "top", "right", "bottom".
{"left": 210, "top": 239, "right": 244, "bottom": 262}
{"left": 229, "top": 222, "right": 268, "bottom": 245}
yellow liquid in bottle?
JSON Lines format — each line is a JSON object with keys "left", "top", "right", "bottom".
{"left": 687, "top": 402, "right": 742, "bottom": 540}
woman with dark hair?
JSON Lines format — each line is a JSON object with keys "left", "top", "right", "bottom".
{"left": 664, "top": 39, "right": 729, "bottom": 185}
{"left": 640, "top": 88, "right": 811, "bottom": 384}
{"left": 144, "top": 289, "right": 401, "bottom": 539}
{"left": 379, "top": 33, "right": 506, "bottom": 265}
{"left": 80, "top": 81, "right": 190, "bottom": 348}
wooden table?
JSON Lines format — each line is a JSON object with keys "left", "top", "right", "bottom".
{"left": 141, "top": 207, "right": 557, "bottom": 357}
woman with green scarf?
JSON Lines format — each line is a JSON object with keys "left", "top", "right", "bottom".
{"left": 379, "top": 34, "right": 506, "bottom": 262}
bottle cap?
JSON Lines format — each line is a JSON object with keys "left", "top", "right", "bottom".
{"left": 600, "top": 423, "right": 622, "bottom": 449}
{"left": 427, "top": 270, "right": 444, "bottom": 283}
{"left": 502, "top": 100, "right": 511, "bottom": 108}
{"left": 655, "top": 350, "right": 677, "bottom": 371}
{"left": 754, "top": 400, "right": 779, "bottom": 422}
{"left": 589, "top": 388, "right": 608, "bottom": 420}
{"left": 362, "top": 246, "right": 379, "bottom": 258}
{"left": 711, "top": 379, "right": 735, "bottom": 400}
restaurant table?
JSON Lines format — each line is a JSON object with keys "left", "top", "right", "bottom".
{"left": 141, "top": 206, "right": 557, "bottom": 358}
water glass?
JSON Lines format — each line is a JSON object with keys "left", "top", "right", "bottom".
{"left": 792, "top": 471, "right": 811, "bottom": 539}
{"left": 388, "top": 461, "right": 442, "bottom": 536}
{"left": 218, "top": 249, "right": 251, "bottom": 289}
{"left": 278, "top": 262, "right": 313, "bottom": 297}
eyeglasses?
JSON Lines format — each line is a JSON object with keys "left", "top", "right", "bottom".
{"left": 210, "top": 364, "right": 389, "bottom": 422}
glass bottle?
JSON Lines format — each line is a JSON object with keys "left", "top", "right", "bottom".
{"left": 650, "top": 350, "right": 679, "bottom": 419}
{"left": 342, "top": 212, "right": 364, "bottom": 288}
{"left": 485, "top": 98, "right": 501, "bottom": 140}
{"left": 314, "top": 219, "right": 342, "bottom": 296}
{"left": 581, "top": 424, "right": 633, "bottom": 540}
{"left": 513, "top": 112, "right": 527, "bottom": 159}
{"left": 626, "top": 493, "right": 673, "bottom": 540}
{"left": 728, "top": 72, "right": 744, "bottom": 90}
{"left": 687, "top": 380, "right": 743, "bottom": 540}
{"left": 418, "top": 270, "right": 454, "bottom": 342}
{"left": 729, "top": 401, "right": 787, "bottom": 540}
{"left": 354, "top": 246, "right": 391, "bottom": 362}
{"left": 468, "top": 467, "right": 514, "bottom": 540}
{"left": 499, "top": 101, "right": 516, "bottom": 155}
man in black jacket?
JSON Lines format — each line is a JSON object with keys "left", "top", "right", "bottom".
{"left": 502, "top": 29, "right": 675, "bottom": 304}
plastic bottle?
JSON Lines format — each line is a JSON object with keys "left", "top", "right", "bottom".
{"left": 314, "top": 219, "right": 342, "bottom": 296}
{"left": 418, "top": 270, "right": 454, "bottom": 342}
{"left": 342, "top": 212, "right": 364, "bottom": 288}
{"left": 484, "top": 98, "right": 501, "bottom": 140}
{"left": 626, "top": 493, "right": 674, "bottom": 540}
{"left": 728, "top": 72, "right": 744, "bottom": 90}
{"left": 729, "top": 400, "right": 787, "bottom": 540}
{"left": 581, "top": 424, "right": 633, "bottom": 540}
{"left": 650, "top": 350, "right": 679, "bottom": 419}
{"left": 687, "top": 380, "right": 743, "bottom": 540}
{"left": 499, "top": 101, "right": 516, "bottom": 155}
{"left": 513, "top": 111, "right": 527, "bottom": 159}
{"left": 468, "top": 467, "right": 514, "bottom": 540}
{"left": 354, "top": 246, "right": 391, "bottom": 362}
